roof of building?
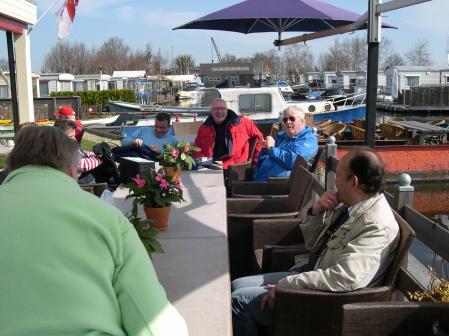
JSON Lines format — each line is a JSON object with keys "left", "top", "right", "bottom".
{"left": 112, "top": 71, "right": 146, "bottom": 78}
{"left": 390, "top": 66, "right": 449, "bottom": 72}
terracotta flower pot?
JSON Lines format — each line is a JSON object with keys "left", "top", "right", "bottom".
{"left": 163, "top": 165, "right": 181, "bottom": 183}
{"left": 143, "top": 205, "right": 171, "bottom": 231}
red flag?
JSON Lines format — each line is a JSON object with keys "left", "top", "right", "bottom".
{"left": 57, "top": 0, "right": 79, "bottom": 39}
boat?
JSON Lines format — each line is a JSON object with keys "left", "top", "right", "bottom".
{"left": 276, "top": 80, "right": 294, "bottom": 95}
{"left": 108, "top": 86, "right": 368, "bottom": 126}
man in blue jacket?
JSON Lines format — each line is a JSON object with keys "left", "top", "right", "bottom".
{"left": 253, "top": 105, "right": 318, "bottom": 181}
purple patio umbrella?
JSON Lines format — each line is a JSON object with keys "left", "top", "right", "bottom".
{"left": 174, "top": 0, "right": 392, "bottom": 41}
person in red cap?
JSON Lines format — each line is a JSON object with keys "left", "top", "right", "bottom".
{"left": 54, "top": 106, "right": 84, "bottom": 143}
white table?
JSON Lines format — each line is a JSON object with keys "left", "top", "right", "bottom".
{"left": 108, "top": 169, "right": 232, "bottom": 336}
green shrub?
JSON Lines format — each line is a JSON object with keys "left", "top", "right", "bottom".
{"left": 51, "top": 89, "right": 136, "bottom": 106}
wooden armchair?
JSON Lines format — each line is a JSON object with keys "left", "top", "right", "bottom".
{"left": 270, "top": 211, "right": 415, "bottom": 336}
{"left": 227, "top": 164, "right": 316, "bottom": 279}
{"left": 252, "top": 178, "right": 325, "bottom": 273}
{"left": 231, "top": 155, "right": 308, "bottom": 198}
{"left": 341, "top": 302, "right": 449, "bottom": 335}
{"left": 230, "top": 147, "right": 324, "bottom": 198}
{"left": 226, "top": 136, "right": 260, "bottom": 183}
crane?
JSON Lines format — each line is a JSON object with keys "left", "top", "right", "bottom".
{"left": 211, "top": 37, "right": 222, "bottom": 63}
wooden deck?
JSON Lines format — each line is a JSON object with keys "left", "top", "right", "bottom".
{"left": 388, "top": 120, "right": 449, "bottom": 144}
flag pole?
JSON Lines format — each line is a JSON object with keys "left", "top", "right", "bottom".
{"left": 29, "top": 0, "right": 64, "bottom": 34}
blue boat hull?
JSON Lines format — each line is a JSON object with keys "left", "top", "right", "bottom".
{"left": 312, "top": 106, "right": 366, "bottom": 123}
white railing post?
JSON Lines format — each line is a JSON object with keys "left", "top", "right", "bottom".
{"left": 393, "top": 173, "right": 414, "bottom": 212}
{"left": 325, "top": 136, "right": 337, "bottom": 192}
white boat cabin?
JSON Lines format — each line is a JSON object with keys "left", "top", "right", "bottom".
{"left": 214, "top": 87, "right": 333, "bottom": 122}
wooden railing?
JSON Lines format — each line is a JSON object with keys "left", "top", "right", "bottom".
{"left": 322, "top": 136, "right": 449, "bottom": 296}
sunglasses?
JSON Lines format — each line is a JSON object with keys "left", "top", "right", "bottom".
{"left": 282, "top": 116, "right": 296, "bottom": 123}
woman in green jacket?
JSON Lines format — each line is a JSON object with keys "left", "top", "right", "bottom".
{"left": 0, "top": 126, "right": 187, "bottom": 336}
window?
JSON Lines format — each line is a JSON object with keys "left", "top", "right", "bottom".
{"left": 73, "top": 81, "right": 86, "bottom": 91}
{"left": 39, "top": 81, "right": 49, "bottom": 96}
{"left": 60, "top": 81, "right": 72, "bottom": 91}
{"left": 406, "top": 76, "right": 419, "bottom": 87}
{"left": 239, "top": 94, "right": 271, "bottom": 113}
{"left": 445, "top": 76, "right": 449, "bottom": 84}
{"left": 0, "top": 85, "right": 9, "bottom": 98}
{"left": 108, "top": 81, "right": 117, "bottom": 90}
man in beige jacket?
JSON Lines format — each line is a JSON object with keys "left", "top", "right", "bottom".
{"left": 231, "top": 147, "right": 399, "bottom": 336}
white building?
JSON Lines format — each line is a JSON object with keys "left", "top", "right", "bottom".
{"left": 73, "top": 74, "right": 111, "bottom": 92}
{"left": 384, "top": 66, "right": 449, "bottom": 97}
{"left": 0, "top": 0, "right": 37, "bottom": 122}
{"left": 38, "top": 73, "right": 75, "bottom": 97}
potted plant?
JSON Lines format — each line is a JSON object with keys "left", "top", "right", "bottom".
{"left": 408, "top": 266, "right": 449, "bottom": 303}
{"left": 128, "top": 215, "right": 164, "bottom": 256}
{"left": 157, "top": 141, "right": 201, "bottom": 182}
{"left": 126, "top": 168, "right": 184, "bottom": 231}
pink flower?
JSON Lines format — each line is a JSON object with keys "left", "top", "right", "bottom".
{"left": 175, "top": 181, "right": 182, "bottom": 189}
{"left": 159, "top": 178, "right": 170, "bottom": 189}
{"left": 155, "top": 173, "right": 163, "bottom": 182}
{"left": 183, "top": 146, "right": 190, "bottom": 152}
{"left": 132, "top": 175, "right": 146, "bottom": 188}
{"left": 171, "top": 149, "right": 180, "bottom": 157}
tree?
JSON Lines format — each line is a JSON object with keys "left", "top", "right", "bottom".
{"left": 94, "top": 37, "right": 130, "bottom": 74}
{"left": 318, "top": 39, "right": 347, "bottom": 71}
{"left": 42, "top": 41, "right": 94, "bottom": 73}
{"left": 174, "top": 54, "right": 195, "bottom": 74}
{"left": 405, "top": 39, "right": 433, "bottom": 66}
{"left": 151, "top": 49, "right": 169, "bottom": 75}
{"left": 221, "top": 53, "right": 238, "bottom": 63}
{"left": 282, "top": 44, "right": 314, "bottom": 77}
{"left": 383, "top": 53, "right": 405, "bottom": 68}
{"left": 342, "top": 36, "right": 367, "bottom": 71}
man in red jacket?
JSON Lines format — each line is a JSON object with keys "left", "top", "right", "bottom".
{"left": 194, "top": 98, "right": 263, "bottom": 170}
{"left": 54, "top": 105, "right": 84, "bottom": 143}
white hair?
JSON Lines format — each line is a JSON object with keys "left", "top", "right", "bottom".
{"left": 283, "top": 105, "right": 305, "bottom": 119}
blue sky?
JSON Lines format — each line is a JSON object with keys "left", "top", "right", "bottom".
{"left": 2, "top": 0, "right": 449, "bottom": 71}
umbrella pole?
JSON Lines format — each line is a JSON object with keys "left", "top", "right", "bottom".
{"left": 277, "top": 31, "right": 281, "bottom": 51}
{"left": 364, "top": 0, "right": 381, "bottom": 148}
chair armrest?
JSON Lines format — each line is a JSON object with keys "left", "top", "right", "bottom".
{"left": 267, "top": 176, "right": 289, "bottom": 182}
{"left": 227, "top": 162, "right": 253, "bottom": 181}
{"left": 272, "top": 286, "right": 392, "bottom": 336}
{"left": 228, "top": 197, "right": 293, "bottom": 215}
{"left": 231, "top": 181, "right": 290, "bottom": 196}
{"left": 253, "top": 218, "right": 304, "bottom": 249}
{"left": 262, "top": 244, "right": 307, "bottom": 273}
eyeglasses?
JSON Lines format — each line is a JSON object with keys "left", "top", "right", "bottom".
{"left": 282, "top": 116, "right": 296, "bottom": 123}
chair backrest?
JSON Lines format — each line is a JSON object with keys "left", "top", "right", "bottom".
{"left": 382, "top": 210, "right": 415, "bottom": 287}
{"left": 80, "top": 183, "right": 108, "bottom": 198}
{"left": 287, "top": 155, "right": 309, "bottom": 183}
{"left": 247, "top": 136, "right": 259, "bottom": 162}
{"left": 341, "top": 302, "right": 449, "bottom": 336}
{"left": 269, "top": 124, "right": 280, "bottom": 138}
{"left": 287, "top": 164, "right": 315, "bottom": 212}
{"left": 172, "top": 121, "right": 203, "bottom": 136}
{"left": 308, "top": 146, "right": 324, "bottom": 173}
{"left": 255, "top": 122, "right": 276, "bottom": 137}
